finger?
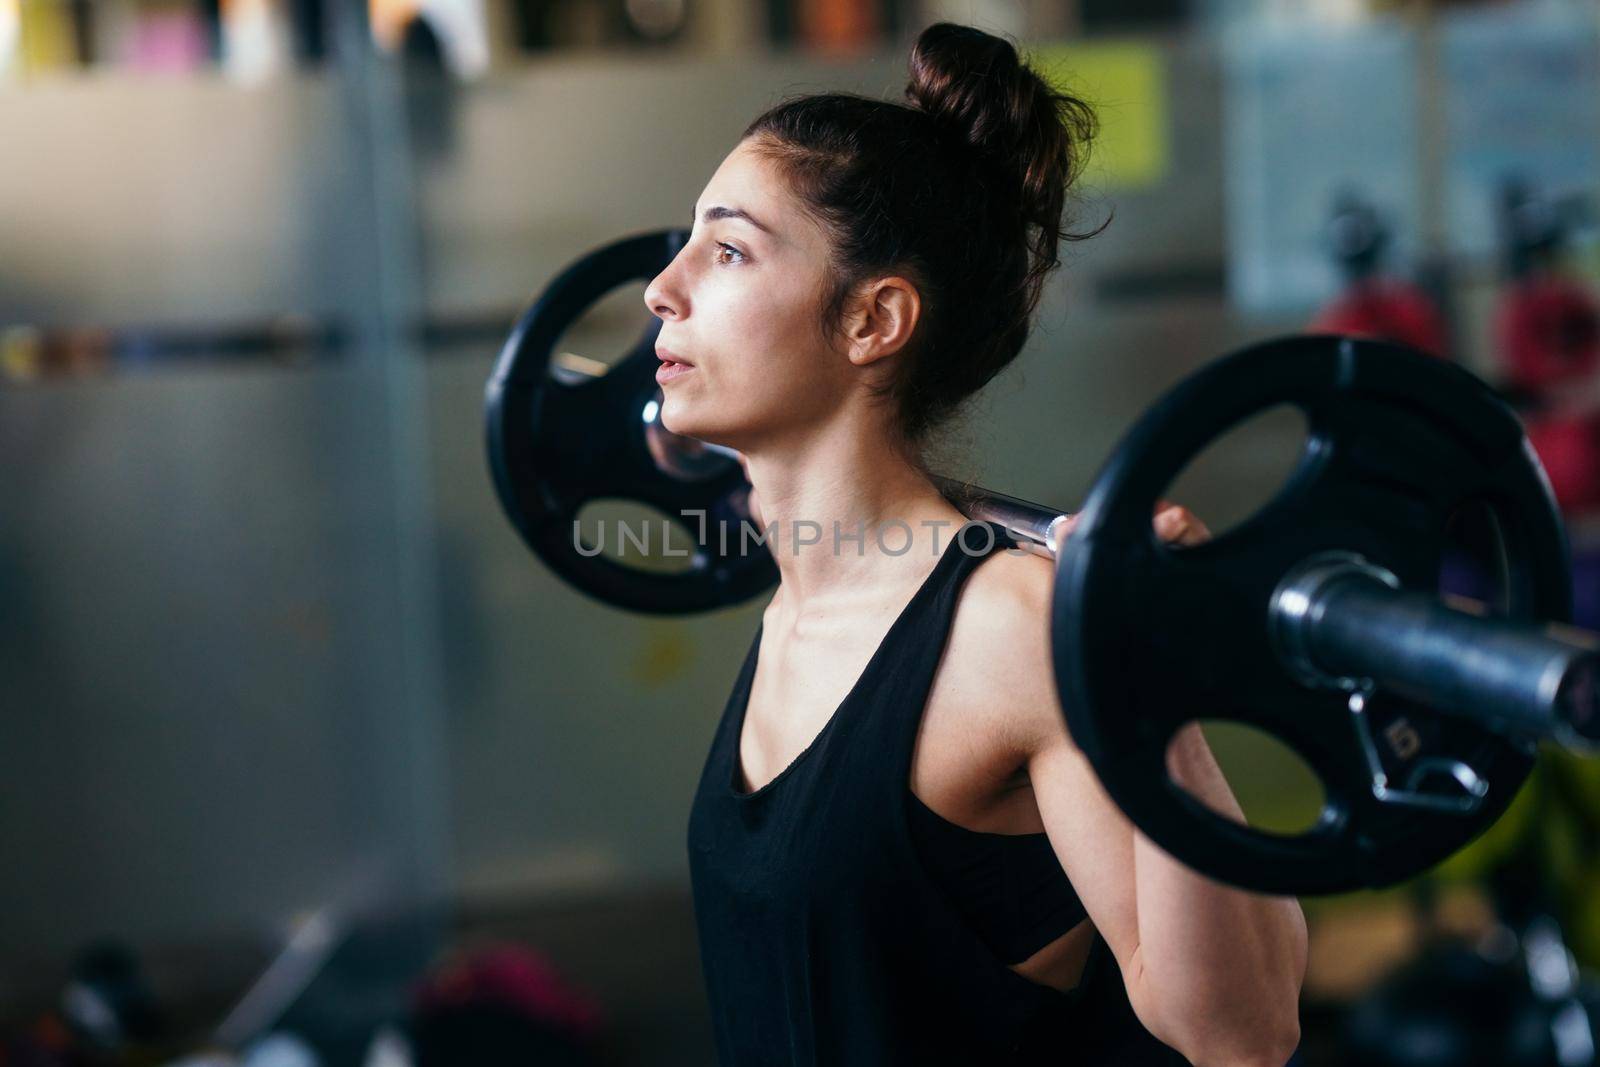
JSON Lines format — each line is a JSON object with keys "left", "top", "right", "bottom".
{"left": 1154, "top": 506, "right": 1210, "bottom": 546}
{"left": 1049, "top": 512, "right": 1080, "bottom": 554}
{"left": 1154, "top": 510, "right": 1190, "bottom": 544}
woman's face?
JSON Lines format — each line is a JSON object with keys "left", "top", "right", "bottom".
{"left": 643, "top": 139, "right": 857, "bottom": 449}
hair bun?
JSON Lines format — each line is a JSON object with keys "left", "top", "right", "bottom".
{"left": 902, "top": 21, "right": 1098, "bottom": 286}
{"left": 904, "top": 22, "right": 1031, "bottom": 166}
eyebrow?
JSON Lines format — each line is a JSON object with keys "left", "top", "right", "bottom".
{"left": 692, "top": 204, "right": 774, "bottom": 236}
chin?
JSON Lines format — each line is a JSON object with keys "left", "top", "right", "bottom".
{"left": 658, "top": 393, "right": 707, "bottom": 439}
{"left": 660, "top": 394, "right": 735, "bottom": 449}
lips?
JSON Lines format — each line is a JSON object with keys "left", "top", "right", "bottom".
{"left": 655, "top": 345, "right": 694, "bottom": 367}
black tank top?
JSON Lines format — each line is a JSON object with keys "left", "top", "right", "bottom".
{"left": 686, "top": 521, "right": 1192, "bottom": 1065}
{"left": 906, "top": 788, "right": 1087, "bottom": 965}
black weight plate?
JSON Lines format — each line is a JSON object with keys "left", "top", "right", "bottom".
{"left": 485, "top": 229, "right": 779, "bottom": 614}
{"left": 1053, "top": 335, "right": 1569, "bottom": 895}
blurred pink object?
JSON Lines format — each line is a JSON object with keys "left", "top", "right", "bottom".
{"left": 413, "top": 944, "right": 605, "bottom": 1039}
{"left": 123, "top": 11, "right": 207, "bottom": 72}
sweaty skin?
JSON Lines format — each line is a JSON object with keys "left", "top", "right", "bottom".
{"left": 645, "top": 139, "right": 1307, "bottom": 1067}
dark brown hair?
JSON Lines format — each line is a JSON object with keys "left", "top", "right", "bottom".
{"left": 743, "top": 22, "right": 1101, "bottom": 446}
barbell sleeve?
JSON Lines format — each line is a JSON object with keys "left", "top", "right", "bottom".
{"left": 1273, "top": 561, "right": 1600, "bottom": 748}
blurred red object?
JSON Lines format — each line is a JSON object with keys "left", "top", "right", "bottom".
{"left": 1525, "top": 409, "right": 1600, "bottom": 515}
{"left": 1495, "top": 277, "right": 1600, "bottom": 397}
{"left": 412, "top": 944, "right": 604, "bottom": 1040}
{"left": 1309, "top": 279, "right": 1448, "bottom": 358}
{"left": 799, "top": 0, "right": 880, "bottom": 54}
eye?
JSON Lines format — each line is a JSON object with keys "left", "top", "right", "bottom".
{"left": 714, "top": 242, "right": 747, "bottom": 265}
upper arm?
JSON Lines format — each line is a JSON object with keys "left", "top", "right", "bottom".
{"left": 945, "top": 550, "right": 1148, "bottom": 991}
{"left": 944, "top": 521, "right": 1305, "bottom": 1064}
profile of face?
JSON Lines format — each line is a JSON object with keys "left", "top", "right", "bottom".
{"left": 643, "top": 139, "right": 902, "bottom": 451}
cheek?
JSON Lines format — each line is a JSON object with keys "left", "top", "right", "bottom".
{"left": 713, "top": 273, "right": 801, "bottom": 334}
{"left": 741, "top": 312, "right": 827, "bottom": 401}
{"left": 736, "top": 275, "right": 825, "bottom": 350}
{"left": 707, "top": 277, "right": 819, "bottom": 370}
{"left": 691, "top": 260, "right": 844, "bottom": 405}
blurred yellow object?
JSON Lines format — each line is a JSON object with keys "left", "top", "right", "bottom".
{"left": 1571, "top": 854, "right": 1600, "bottom": 966}
{"left": 1303, "top": 885, "right": 1496, "bottom": 1002}
{"left": 1427, "top": 749, "right": 1600, "bottom": 968}
{"left": 17, "top": 0, "right": 74, "bottom": 73}
{"left": 1029, "top": 41, "right": 1170, "bottom": 191}
{"left": 1427, "top": 757, "right": 1542, "bottom": 883}
{"left": 0, "top": 327, "right": 42, "bottom": 382}
{"left": 1544, "top": 751, "right": 1600, "bottom": 967}
{"left": 631, "top": 622, "right": 694, "bottom": 688}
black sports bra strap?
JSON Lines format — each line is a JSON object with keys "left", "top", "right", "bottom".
{"left": 860, "top": 520, "right": 1018, "bottom": 779}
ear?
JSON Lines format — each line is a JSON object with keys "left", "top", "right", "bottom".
{"left": 842, "top": 276, "right": 921, "bottom": 369}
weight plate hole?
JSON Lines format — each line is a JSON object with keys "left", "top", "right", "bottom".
{"left": 1438, "top": 498, "right": 1511, "bottom": 618}
{"left": 1157, "top": 403, "right": 1310, "bottom": 551}
{"left": 1172, "top": 719, "right": 1328, "bottom": 836}
{"left": 572, "top": 498, "right": 701, "bottom": 575}
{"left": 548, "top": 282, "right": 651, "bottom": 383}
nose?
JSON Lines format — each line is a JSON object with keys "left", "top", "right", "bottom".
{"left": 644, "top": 258, "right": 683, "bottom": 322}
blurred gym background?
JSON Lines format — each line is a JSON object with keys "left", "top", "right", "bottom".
{"left": 3, "top": 0, "right": 1600, "bottom": 1064}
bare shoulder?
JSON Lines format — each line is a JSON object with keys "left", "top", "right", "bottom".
{"left": 937, "top": 545, "right": 1077, "bottom": 766}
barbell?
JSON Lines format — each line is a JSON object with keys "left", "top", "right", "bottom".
{"left": 485, "top": 228, "right": 1600, "bottom": 897}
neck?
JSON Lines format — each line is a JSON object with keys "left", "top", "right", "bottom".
{"left": 737, "top": 422, "right": 969, "bottom": 609}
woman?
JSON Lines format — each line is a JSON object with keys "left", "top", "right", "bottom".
{"left": 643, "top": 22, "right": 1307, "bottom": 1066}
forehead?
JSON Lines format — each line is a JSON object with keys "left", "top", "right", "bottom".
{"left": 698, "top": 143, "right": 776, "bottom": 210}
{"left": 699, "top": 141, "right": 828, "bottom": 250}
{"left": 707, "top": 139, "right": 774, "bottom": 187}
